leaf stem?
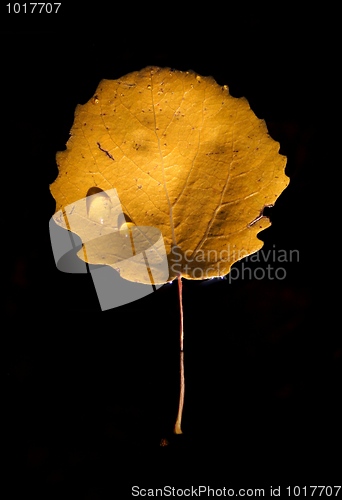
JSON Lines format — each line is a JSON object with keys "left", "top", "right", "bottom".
{"left": 174, "top": 275, "right": 185, "bottom": 434}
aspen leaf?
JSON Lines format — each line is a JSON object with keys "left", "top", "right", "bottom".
{"left": 50, "top": 67, "right": 289, "bottom": 284}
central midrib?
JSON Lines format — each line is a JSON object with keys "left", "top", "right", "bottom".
{"left": 150, "top": 73, "right": 177, "bottom": 248}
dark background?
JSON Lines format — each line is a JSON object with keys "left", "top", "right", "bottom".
{"left": 2, "top": 5, "right": 339, "bottom": 498}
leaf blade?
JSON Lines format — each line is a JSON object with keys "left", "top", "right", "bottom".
{"left": 50, "top": 66, "right": 289, "bottom": 283}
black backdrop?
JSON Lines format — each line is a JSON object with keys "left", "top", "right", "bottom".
{"left": 2, "top": 6, "right": 339, "bottom": 498}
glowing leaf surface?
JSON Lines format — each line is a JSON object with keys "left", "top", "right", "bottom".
{"left": 51, "top": 67, "right": 289, "bottom": 283}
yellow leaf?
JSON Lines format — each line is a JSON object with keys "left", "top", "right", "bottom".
{"left": 50, "top": 67, "right": 289, "bottom": 283}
